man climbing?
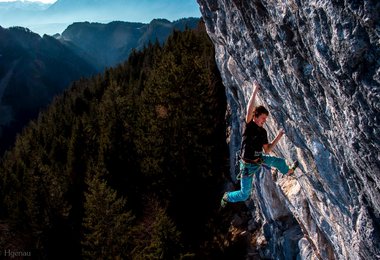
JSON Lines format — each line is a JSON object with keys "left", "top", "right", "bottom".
{"left": 221, "top": 81, "right": 298, "bottom": 207}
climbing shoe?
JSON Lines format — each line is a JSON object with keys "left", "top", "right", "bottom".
{"left": 290, "top": 160, "right": 299, "bottom": 172}
{"left": 220, "top": 193, "right": 228, "bottom": 208}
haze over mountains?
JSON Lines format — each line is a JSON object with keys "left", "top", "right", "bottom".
{"left": 0, "top": 26, "right": 97, "bottom": 152}
{"left": 0, "top": 0, "right": 200, "bottom": 154}
{"left": 59, "top": 18, "right": 200, "bottom": 70}
{"left": 0, "top": 0, "right": 201, "bottom": 35}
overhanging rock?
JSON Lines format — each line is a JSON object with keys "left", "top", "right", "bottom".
{"left": 197, "top": 0, "right": 380, "bottom": 259}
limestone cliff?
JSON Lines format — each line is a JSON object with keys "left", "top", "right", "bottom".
{"left": 197, "top": 0, "right": 380, "bottom": 259}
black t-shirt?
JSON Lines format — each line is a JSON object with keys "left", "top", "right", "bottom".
{"left": 241, "top": 120, "right": 268, "bottom": 160}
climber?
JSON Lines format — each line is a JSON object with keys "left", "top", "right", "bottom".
{"left": 221, "top": 81, "right": 298, "bottom": 207}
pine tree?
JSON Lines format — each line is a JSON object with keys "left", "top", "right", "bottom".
{"left": 0, "top": 23, "right": 229, "bottom": 258}
{"left": 146, "top": 207, "right": 182, "bottom": 259}
{"left": 132, "top": 198, "right": 183, "bottom": 260}
{"left": 81, "top": 169, "right": 135, "bottom": 259}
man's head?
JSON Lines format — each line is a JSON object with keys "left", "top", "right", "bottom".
{"left": 253, "top": 105, "right": 269, "bottom": 127}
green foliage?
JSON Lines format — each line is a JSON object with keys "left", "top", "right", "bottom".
{"left": 82, "top": 170, "right": 135, "bottom": 259}
{"left": 131, "top": 198, "right": 183, "bottom": 260}
{"left": 0, "top": 23, "right": 228, "bottom": 258}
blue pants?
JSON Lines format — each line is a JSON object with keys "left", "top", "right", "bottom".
{"left": 226, "top": 154, "right": 290, "bottom": 203}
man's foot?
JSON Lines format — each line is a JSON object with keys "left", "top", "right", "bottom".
{"left": 288, "top": 160, "right": 299, "bottom": 174}
{"left": 220, "top": 192, "right": 228, "bottom": 208}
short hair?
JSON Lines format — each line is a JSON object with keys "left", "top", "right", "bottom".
{"left": 254, "top": 105, "right": 269, "bottom": 118}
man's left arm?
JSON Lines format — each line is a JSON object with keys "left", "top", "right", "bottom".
{"left": 263, "top": 129, "right": 285, "bottom": 153}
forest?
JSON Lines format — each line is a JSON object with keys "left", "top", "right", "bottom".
{"left": 0, "top": 23, "right": 240, "bottom": 259}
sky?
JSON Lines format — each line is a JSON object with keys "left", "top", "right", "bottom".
{"left": 0, "top": 0, "right": 201, "bottom": 35}
{"left": 0, "top": 0, "right": 57, "bottom": 3}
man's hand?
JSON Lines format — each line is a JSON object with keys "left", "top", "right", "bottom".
{"left": 245, "top": 80, "right": 261, "bottom": 123}
{"left": 277, "top": 129, "right": 285, "bottom": 138}
{"left": 265, "top": 129, "right": 285, "bottom": 153}
{"left": 253, "top": 81, "right": 261, "bottom": 93}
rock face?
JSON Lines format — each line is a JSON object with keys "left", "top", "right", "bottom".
{"left": 197, "top": 0, "right": 379, "bottom": 259}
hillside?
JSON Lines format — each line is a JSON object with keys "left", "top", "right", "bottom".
{"left": 0, "top": 24, "right": 232, "bottom": 259}
{"left": 0, "top": 26, "right": 97, "bottom": 153}
{"left": 0, "top": 18, "right": 199, "bottom": 155}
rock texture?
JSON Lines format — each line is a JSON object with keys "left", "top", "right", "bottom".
{"left": 197, "top": 0, "right": 380, "bottom": 259}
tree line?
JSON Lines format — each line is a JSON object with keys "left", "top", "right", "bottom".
{"left": 0, "top": 23, "right": 233, "bottom": 259}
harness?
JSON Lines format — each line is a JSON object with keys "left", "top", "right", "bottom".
{"left": 236, "top": 156, "right": 266, "bottom": 180}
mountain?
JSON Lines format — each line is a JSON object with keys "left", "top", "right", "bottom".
{"left": 59, "top": 18, "right": 200, "bottom": 70}
{"left": 0, "top": 18, "right": 199, "bottom": 154}
{"left": 198, "top": 0, "right": 380, "bottom": 259}
{"left": 0, "top": 0, "right": 201, "bottom": 36}
{"left": 0, "top": 25, "right": 229, "bottom": 259}
{"left": 0, "top": 26, "right": 97, "bottom": 153}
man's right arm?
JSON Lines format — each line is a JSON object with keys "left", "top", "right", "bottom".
{"left": 245, "top": 81, "right": 260, "bottom": 123}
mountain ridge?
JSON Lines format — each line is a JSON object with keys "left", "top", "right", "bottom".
{"left": 58, "top": 18, "right": 200, "bottom": 70}
{"left": 0, "top": 0, "right": 201, "bottom": 35}
{"left": 0, "top": 26, "right": 97, "bottom": 153}
{"left": 0, "top": 18, "right": 199, "bottom": 154}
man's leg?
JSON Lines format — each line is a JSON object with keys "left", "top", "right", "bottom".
{"left": 225, "top": 174, "right": 254, "bottom": 202}
{"left": 223, "top": 161, "right": 260, "bottom": 203}
{"left": 261, "top": 154, "right": 290, "bottom": 174}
